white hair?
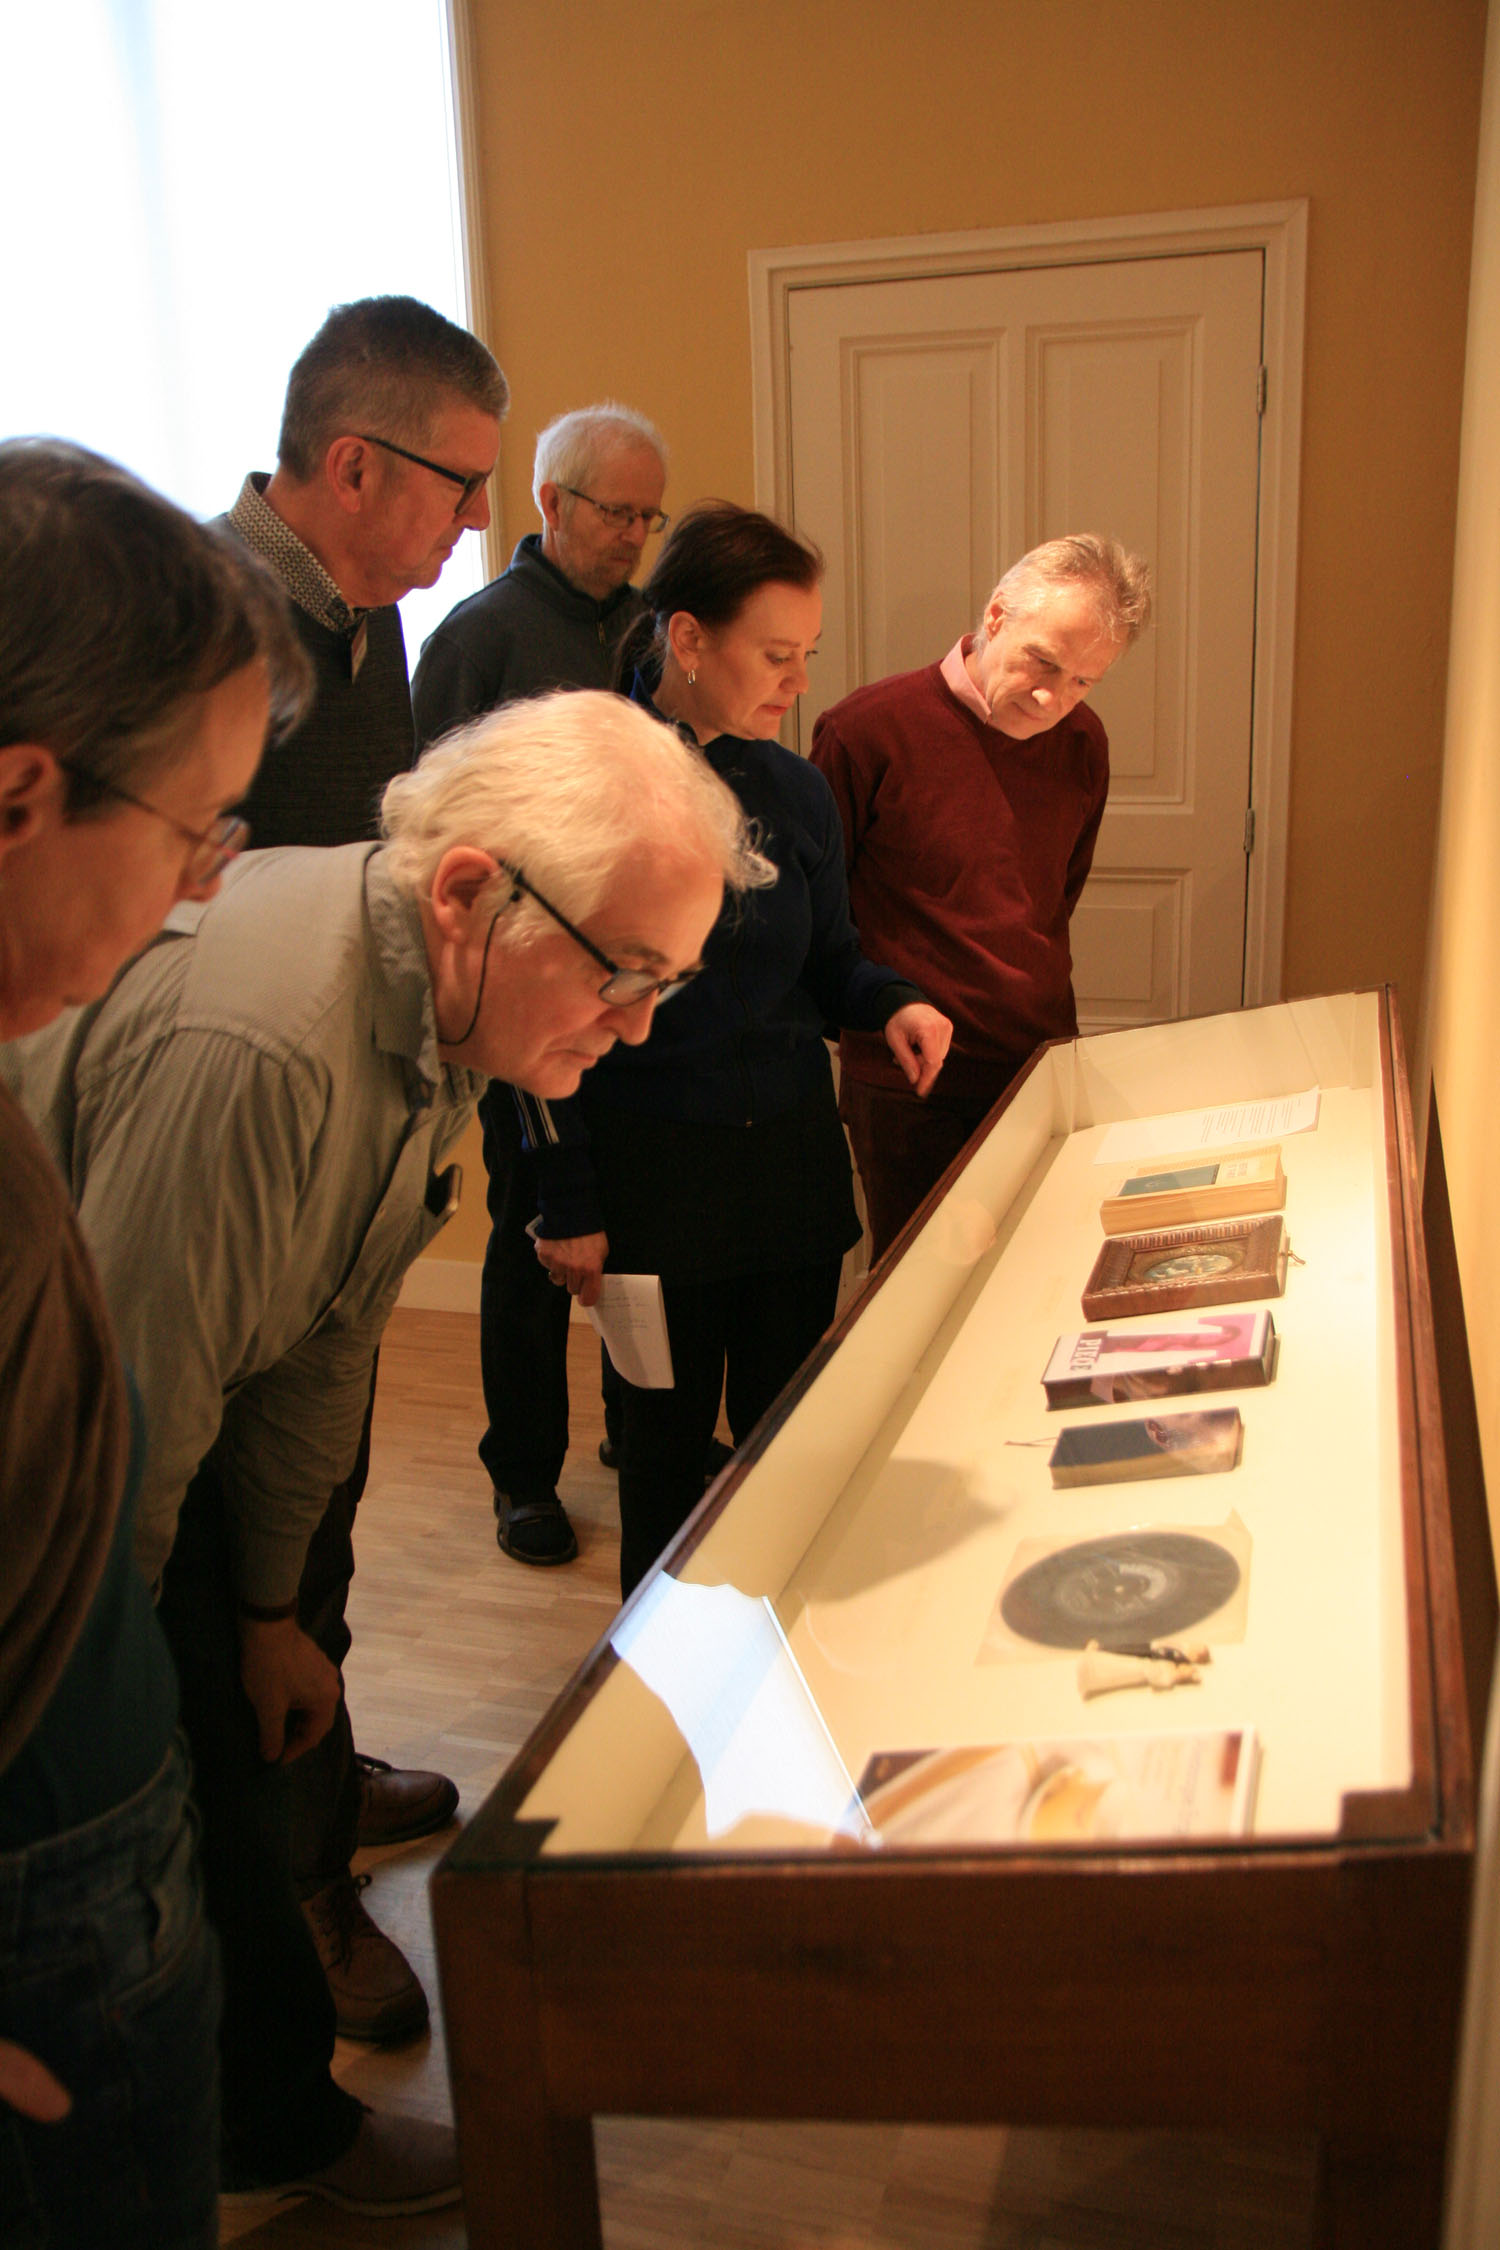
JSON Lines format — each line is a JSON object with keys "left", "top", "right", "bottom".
{"left": 380, "top": 689, "right": 771, "bottom": 941}
{"left": 531, "top": 402, "right": 666, "bottom": 511}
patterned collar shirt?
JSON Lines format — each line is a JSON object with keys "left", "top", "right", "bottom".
{"left": 228, "top": 472, "right": 370, "bottom": 674}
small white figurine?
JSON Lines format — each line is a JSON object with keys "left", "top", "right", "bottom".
{"left": 1077, "top": 1639, "right": 1207, "bottom": 1699}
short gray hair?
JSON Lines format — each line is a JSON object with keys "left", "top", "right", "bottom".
{"left": 278, "top": 296, "right": 508, "bottom": 483}
{"left": 379, "top": 689, "right": 772, "bottom": 940}
{"left": 532, "top": 402, "right": 667, "bottom": 511}
{"left": 982, "top": 534, "right": 1152, "bottom": 648}
{"left": 0, "top": 437, "right": 313, "bottom": 814}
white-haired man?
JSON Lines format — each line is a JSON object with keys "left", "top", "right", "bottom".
{"left": 5, "top": 693, "right": 761, "bottom": 2218}
{"left": 811, "top": 535, "right": 1152, "bottom": 1260}
{"left": 219, "top": 293, "right": 507, "bottom": 2057}
{"left": 412, "top": 404, "right": 669, "bottom": 1568}
{"left": 412, "top": 401, "right": 667, "bottom": 735}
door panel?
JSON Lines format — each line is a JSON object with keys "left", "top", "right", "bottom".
{"left": 787, "top": 251, "right": 1263, "bottom": 1022}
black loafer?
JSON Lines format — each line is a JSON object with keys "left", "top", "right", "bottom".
{"left": 493, "top": 1488, "right": 579, "bottom": 1566}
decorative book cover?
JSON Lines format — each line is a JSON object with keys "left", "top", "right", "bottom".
{"left": 1042, "top": 1312, "right": 1278, "bottom": 1408}
{"left": 1081, "top": 1216, "right": 1289, "bottom": 1321}
{"left": 1100, "top": 1145, "right": 1285, "bottom": 1234}
{"left": 850, "top": 1728, "right": 1259, "bottom": 1846}
{"left": 1047, "top": 1407, "right": 1243, "bottom": 1487}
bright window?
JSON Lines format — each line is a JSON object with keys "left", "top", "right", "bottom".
{"left": 0, "top": 0, "right": 489, "bottom": 661}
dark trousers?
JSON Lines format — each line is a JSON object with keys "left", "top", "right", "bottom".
{"left": 477, "top": 1085, "right": 574, "bottom": 1499}
{"left": 840, "top": 1074, "right": 1013, "bottom": 1262}
{"left": 157, "top": 1469, "right": 362, "bottom": 2186}
{"left": 284, "top": 1367, "right": 377, "bottom": 1898}
{"left": 617, "top": 1259, "right": 842, "bottom": 1598}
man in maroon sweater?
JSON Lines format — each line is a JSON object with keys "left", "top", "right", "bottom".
{"left": 811, "top": 534, "right": 1151, "bottom": 1258}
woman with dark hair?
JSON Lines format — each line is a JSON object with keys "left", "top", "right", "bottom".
{"left": 528, "top": 501, "right": 951, "bottom": 1595}
{"left": 0, "top": 436, "right": 309, "bottom": 2245}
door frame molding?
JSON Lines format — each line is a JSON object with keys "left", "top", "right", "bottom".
{"left": 748, "top": 201, "right": 1307, "bottom": 1009}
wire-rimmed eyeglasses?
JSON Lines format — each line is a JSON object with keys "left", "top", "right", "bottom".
{"left": 57, "top": 760, "right": 249, "bottom": 887}
{"left": 357, "top": 433, "right": 491, "bottom": 517}
{"left": 499, "top": 860, "right": 697, "bottom": 1006}
{"left": 558, "top": 486, "right": 670, "bottom": 536}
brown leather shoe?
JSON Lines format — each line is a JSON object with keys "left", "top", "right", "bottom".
{"left": 300, "top": 1872, "right": 429, "bottom": 2044}
{"left": 354, "top": 1754, "right": 459, "bottom": 1847}
{"left": 275, "top": 2105, "right": 461, "bottom": 2215}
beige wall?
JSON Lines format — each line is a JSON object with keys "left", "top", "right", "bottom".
{"left": 466, "top": 0, "right": 1485, "bottom": 1031}
{"left": 419, "top": 0, "right": 1486, "bottom": 1287}
{"left": 1420, "top": 0, "right": 1500, "bottom": 1561}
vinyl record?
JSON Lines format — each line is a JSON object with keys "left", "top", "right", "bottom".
{"left": 999, "top": 1531, "right": 1241, "bottom": 1651}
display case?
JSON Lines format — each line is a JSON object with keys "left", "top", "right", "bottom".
{"left": 433, "top": 991, "right": 1481, "bottom": 2249}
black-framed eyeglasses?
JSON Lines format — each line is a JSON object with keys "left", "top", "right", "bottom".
{"left": 58, "top": 760, "right": 249, "bottom": 886}
{"left": 498, "top": 860, "right": 697, "bottom": 1006}
{"left": 357, "top": 433, "right": 490, "bottom": 517}
{"left": 558, "top": 486, "right": 670, "bottom": 537}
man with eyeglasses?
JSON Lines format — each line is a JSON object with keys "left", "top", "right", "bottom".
{"left": 412, "top": 401, "right": 667, "bottom": 741}
{"left": 213, "top": 301, "right": 506, "bottom": 2056}
{"left": 225, "top": 295, "right": 506, "bottom": 850}
{"left": 811, "top": 536, "right": 1152, "bottom": 1261}
{"left": 412, "top": 404, "right": 669, "bottom": 1569}
{"left": 6, "top": 689, "right": 760, "bottom": 2216}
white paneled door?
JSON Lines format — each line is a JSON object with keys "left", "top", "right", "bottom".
{"left": 786, "top": 251, "right": 1264, "bottom": 1024}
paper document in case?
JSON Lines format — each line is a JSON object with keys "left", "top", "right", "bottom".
{"left": 586, "top": 1273, "right": 674, "bottom": 1388}
{"left": 1095, "top": 1087, "right": 1320, "bottom": 1167}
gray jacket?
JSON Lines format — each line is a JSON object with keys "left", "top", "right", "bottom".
{"left": 4, "top": 845, "right": 483, "bottom": 1604}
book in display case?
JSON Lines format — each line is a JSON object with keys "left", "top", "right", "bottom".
{"left": 433, "top": 990, "right": 1491, "bottom": 2250}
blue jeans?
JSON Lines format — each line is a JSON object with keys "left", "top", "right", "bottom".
{"left": 0, "top": 1735, "right": 221, "bottom": 2249}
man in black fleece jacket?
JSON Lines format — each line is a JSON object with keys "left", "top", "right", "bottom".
{"left": 412, "top": 403, "right": 668, "bottom": 1568}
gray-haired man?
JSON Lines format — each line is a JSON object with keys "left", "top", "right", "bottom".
{"left": 412, "top": 404, "right": 670, "bottom": 1567}
{"left": 811, "top": 535, "right": 1152, "bottom": 1261}
{"left": 412, "top": 401, "right": 667, "bottom": 735}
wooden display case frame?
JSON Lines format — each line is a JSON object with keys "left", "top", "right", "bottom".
{"left": 433, "top": 990, "right": 1483, "bottom": 2248}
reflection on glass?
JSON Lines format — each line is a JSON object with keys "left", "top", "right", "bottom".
{"left": 610, "top": 1577, "right": 874, "bottom": 1844}
{"left": 852, "top": 1730, "right": 1258, "bottom": 1845}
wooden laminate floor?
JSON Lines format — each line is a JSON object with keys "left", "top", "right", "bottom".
{"left": 220, "top": 1308, "right": 1318, "bottom": 2248}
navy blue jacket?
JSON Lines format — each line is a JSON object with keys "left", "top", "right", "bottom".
{"left": 524, "top": 689, "right": 921, "bottom": 1239}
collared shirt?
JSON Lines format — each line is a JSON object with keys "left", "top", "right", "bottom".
{"left": 939, "top": 634, "right": 993, "bottom": 725}
{"left": 228, "top": 472, "right": 368, "bottom": 666}
{"left": 5, "top": 846, "right": 484, "bottom": 1606}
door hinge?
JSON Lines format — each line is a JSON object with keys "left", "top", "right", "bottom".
{"left": 1256, "top": 364, "right": 1268, "bottom": 415}
{"left": 1244, "top": 806, "right": 1256, "bottom": 854}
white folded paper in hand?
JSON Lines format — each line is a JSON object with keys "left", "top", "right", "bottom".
{"left": 585, "top": 1274, "right": 674, "bottom": 1389}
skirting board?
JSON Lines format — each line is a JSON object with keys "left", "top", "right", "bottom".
{"left": 397, "top": 1258, "right": 481, "bottom": 1315}
{"left": 397, "top": 1258, "right": 588, "bottom": 1322}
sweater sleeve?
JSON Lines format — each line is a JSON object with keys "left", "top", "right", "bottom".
{"left": 1062, "top": 718, "right": 1111, "bottom": 916}
{"left": 0, "top": 1096, "right": 129, "bottom": 1775}
{"left": 513, "top": 1089, "right": 608, "bottom": 1240}
{"left": 807, "top": 707, "right": 870, "bottom": 879}
{"left": 796, "top": 760, "right": 922, "bottom": 1031}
